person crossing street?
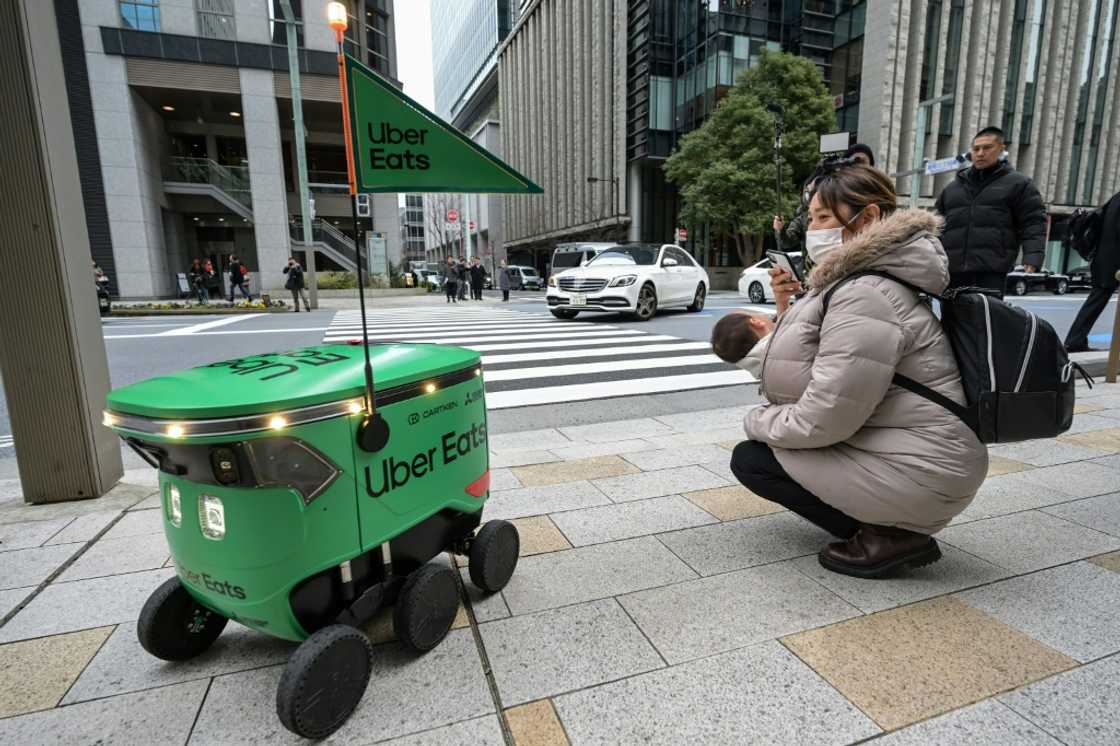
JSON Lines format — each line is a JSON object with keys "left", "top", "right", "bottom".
{"left": 469, "top": 257, "right": 487, "bottom": 300}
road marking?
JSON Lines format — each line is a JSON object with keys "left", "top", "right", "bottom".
{"left": 0, "top": 436, "right": 14, "bottom": 450}
{"left": 104, "top": 326, "right": 330, "bottom": 339}
{"left": 158, "top": 314, "right": 262, "bottom": 336}
{"left": 484, "top": 353, "right": 725, "bottom": 382}
{"left": 486, "top": 370, "right": 753, "bottom": 409}
{"left": 481, "top": 341, "right": 711, "bottom": 364}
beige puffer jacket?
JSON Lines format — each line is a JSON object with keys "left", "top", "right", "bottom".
{"left": 744, "top": 208, "right": 987, "bottom": 534}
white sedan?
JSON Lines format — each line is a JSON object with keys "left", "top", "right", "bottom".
{"left": 546, "top": 244, "right": 709, "bottom": 320}
{"left": 737, "top": 253, "right": 803, "bottom": 304}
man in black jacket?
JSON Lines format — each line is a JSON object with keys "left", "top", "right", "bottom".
{"left": 934, "top": 127, "right": 1047, "bottom": 296}
{"left": 1065, "top": 191, "right": 1120, "bottom": 352}
{"left": 469, "top": 257, "right": 487, "bottom": 300}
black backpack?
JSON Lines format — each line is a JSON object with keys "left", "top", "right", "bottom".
{"left": 1063, "top": 207, "right": 1103, "bottom": 262}
{"left": 823, "top": 271, "right": 1090, "bottom": 443}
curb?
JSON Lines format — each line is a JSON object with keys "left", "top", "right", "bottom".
{"left": 108, "top": 307, "right": 289, "bottom": 316}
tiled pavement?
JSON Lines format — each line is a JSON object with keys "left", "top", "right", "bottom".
{"left": 0, "top": 383, "right": 1119, "bottom": 744}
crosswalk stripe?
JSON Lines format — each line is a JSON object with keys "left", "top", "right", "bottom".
{"left": 322, "top": 307, "right": 745, "bottom": 409}
{"left": 480, "top": 341, "right": 711, "bottom": 365}
{"left": 324, "top": 329, "right": 640, "bottom": 345}
{"left": 486, "top": 370, "right": 752, "bottom": 409}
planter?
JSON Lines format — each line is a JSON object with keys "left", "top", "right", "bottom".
{"left": 109, "top": 306, "right": 290, "bottom": 316}
{"left": 314, "top": 288, "right": 429, "bottom": 298}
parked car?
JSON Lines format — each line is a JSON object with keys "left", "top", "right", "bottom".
{"left": 1067, "top": 265, "right": 1093, "bottom": 292}
{"left": 549, "top": 243, "right": 618, "bottom": 281}
{"left": 737, "top": 253, "right": 804, "bottom": 304}
{"left": 546, "top": 243, "right": 709, "bottom": 321}
{"left": 506, "top": 265, "right": 543, "bottom": 291}
{"left": 1005, "top": 266, "right": 1070, "bottom": 296}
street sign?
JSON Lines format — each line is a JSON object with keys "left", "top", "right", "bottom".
{"left": 367, "top": 234, "right": 387, "bottom": 275}
{"left": 447, "top": 209, "right": 458, "bottom": 223}
{"left": 925, "top": 155, "right": 966, "bottom": 175}
{"left": 820, "top": 131, "right": 850, "bottom": 154}
{"left": 344, "top": 55, "right": 542, "bottom": 194}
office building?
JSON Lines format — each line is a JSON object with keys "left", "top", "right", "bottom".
{"left": 424, "top": 0, "right": 517, "bottom": 266}
{"left": 70, "top": 0, "right": 402, "bottom": 298}
{"left": 498, "top": 0, "right": 1118, "bottom": 280}
{"left": 400, "top": 194, "right": 426, "bottom": 263}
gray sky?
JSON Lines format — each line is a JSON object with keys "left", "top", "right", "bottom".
{"left": 394, "top": 0, "right": 434, "bottom": 110}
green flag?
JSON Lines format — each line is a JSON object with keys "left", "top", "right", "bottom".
{"left": 344, "top": 55, "right": 542, "bottom": 194}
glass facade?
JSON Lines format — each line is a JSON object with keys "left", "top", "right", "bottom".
{"left": 830, "top": 1, "right": 865, "bottom": 133}
{"left": 431, "top": 0, "right": 516, "bottom": 120}
{"left": 196, "top": 0, "right": 235, "bottom": 40}
{"left": 1019, "top": 0, "right": 1047, "bottom": 144}
{"left": 1067, "top": 0, "right": 1105, "bottom": 202}
{"left": 1083, "top": 0, "right": 1118, "bottom": 202}
{"left": 268, "top": 0, "right": 303, "bottom": 46}
{"left": 939, "top": 0, "right": 965, "bottom": 136}
{"left": 1001, "top": 0, "right": 1029, "bottom": 142}
{"left": 121, "top": 0, "right": 160, "bottom": 31}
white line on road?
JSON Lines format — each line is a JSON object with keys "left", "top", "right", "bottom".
{"left": 484, "top": 353, "right": 723, "bottom": 382}
{"left": 486, "top": 370, "right": 754, "bottom": 409}
{"left": 105, "top": 326, "right": 331, "bottom": 339}
{"left": 481, "top": 341, "right": 711, "bottom": 365}
{"left": 324, "top": 329, "right": 640, "bottom": 345}
{"left": 325, "top": 323, "right": 605, "bottom": 340}
{"left": 158, "top": 314, "right": 262, "bottom": 336}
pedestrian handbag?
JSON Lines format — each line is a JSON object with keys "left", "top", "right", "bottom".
{"left": 822, "top": 270, "right": 1092, "bottom": 444}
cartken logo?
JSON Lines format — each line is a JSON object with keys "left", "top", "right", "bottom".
{"left": 408, "top": 413, "right": 420, "bottom": 425}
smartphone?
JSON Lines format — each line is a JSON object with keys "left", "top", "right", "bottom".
{"left": 766, "top": 250, "right": 804, "bottom": 284}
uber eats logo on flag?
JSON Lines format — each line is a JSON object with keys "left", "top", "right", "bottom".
{"left": 344, "top": 54, "right": 542, "bottom": 194}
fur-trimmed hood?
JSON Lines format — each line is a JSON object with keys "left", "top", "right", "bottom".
{"left": 807, "top": 208, "right": 949, "bottom": 295}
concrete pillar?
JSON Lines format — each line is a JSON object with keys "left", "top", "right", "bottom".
{"left": 0, "top": 0, "right": 123, "bottom": 503}
{"left": 240, "top": 69, "right": 292, "bottom": 291}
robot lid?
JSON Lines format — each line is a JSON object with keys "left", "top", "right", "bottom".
{"left": 105, "top": 343, "right": 481, "bottom": 436}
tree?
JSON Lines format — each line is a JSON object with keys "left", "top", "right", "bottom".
{"left": 663, "top": 49, "right": 836, "bottom": 265}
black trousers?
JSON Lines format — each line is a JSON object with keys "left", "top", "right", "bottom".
{"left": 445, "top": 281, "right": 457, "bottom": 302}
{"left": 501, "top": 289, "right": 509, "bottom": 301}
{"left": 729, "top": 440, "right": 858, "bottom": 539}
{"left": 1065, "top": 283, "right": 1118, "bottom": 350}
{"left": 472, "top": 285, "right": 483, "bottom": 300}
{"left": 949, "top": 271, "right": 1005, "bottom": 298}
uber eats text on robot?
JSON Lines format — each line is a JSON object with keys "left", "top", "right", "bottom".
{"left": 100, "top": 12, "right": 543, "bottom": 740}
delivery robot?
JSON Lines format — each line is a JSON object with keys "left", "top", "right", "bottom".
{"left": 104, "top": 342, "right": 519, "bottom": 739}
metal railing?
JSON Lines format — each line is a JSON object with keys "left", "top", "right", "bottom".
{"left": 165, "top": 157, "right": 253, "bottom": 212}
{"left": 290, "top": 218, "right": 358, "bottom": 267}
{"left": 306, "top": 169, "right": 349, "bottom": 192}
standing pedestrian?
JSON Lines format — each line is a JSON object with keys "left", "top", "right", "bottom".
{"left": 444, "top": 256, "right": 458, "bottom": 303}
{"left": 283, "top": 256, "right": 312, "bottom": 312}
{"left": 498, "top": 259, "right": 510, "bottom": 302}
{"left": 188, "top": 259, "right": 209, "bottom": 304}
{"left": 228, "top": 254, "right": 252, "bottom": 301}
{"left": 934, "top": 126, "right": 1046, "bottom": 296}
{"left": 457, "top": 258, "right": 469, "bottom": 301}
{"left": 1065, "top": 190, "right": 1120, "bottom": 352}
{"left": 470, "top": 257, "right": 486, "bottom": 300}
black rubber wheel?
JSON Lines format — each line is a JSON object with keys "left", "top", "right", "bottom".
{"left": 633, "top": 284, "right": 658, "bottom": 321}
{"left": 1013, "top": 279, "right": 1028, "bottom": 296}
{"left": 551, "top": 308, "right": 579, "bottom": 319}
{"left": 469, "top": 520, "right": 520, "bottom": 593}
{"left": 687, "top": 284, "right": 706, "bottom": 312}
{"left": 1054, "top": 279, "right": 1068, "bottom": 295}
{"left": 137, "top": 577, "right": 228, "bottom": 661}
{"left": 748, "top": 281, "right": 765, "bottom": 304}
{"left": 393, "top": 564, "right": 459, "bottom": 652}
{"left": 276, "top": 625, "right": 373, "bottom": 740}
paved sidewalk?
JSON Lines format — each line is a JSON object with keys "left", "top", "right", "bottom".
{"left": 0, "top": 383, "right": 1119, "bottom": 744}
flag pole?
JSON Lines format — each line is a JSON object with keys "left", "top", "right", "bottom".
{"left": 331, "top": 4, "right": 387, "bottom": 451}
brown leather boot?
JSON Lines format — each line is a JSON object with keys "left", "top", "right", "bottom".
{"left": 818, "top": 523, "right": 941, "bottom": 579}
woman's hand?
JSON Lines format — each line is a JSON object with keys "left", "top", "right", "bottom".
{"left": 769, "top": 267, "right": 802, "bottom": 317}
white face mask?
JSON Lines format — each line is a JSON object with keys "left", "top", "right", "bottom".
{"left": 804, "top": 207, "right": 866, "bottom": 263}
{"left": 805, "top": 227, "right": 844, "bottom": 263}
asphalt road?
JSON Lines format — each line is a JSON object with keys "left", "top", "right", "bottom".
{"left": 0, "top": 288, "right": 1115, "bottom": 478}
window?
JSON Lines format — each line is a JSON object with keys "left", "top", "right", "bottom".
{"left": 365, "top": 1, "right": 391, "bottom": 75}
{"left": 197, "top": 0, "right": 235, "bottom": 40}
{"left": 920, "top": 0, "right": 943, "bottom": 102}
{"left": 1082, "top": 0, "right": 1117, "bottom": 202}
{"left": 939, "top": 0, "right": 966, "bottom": 136}
{"left": 649, "top": 76, "right": 672, "bottom": 131}
{"left": 120, "top": 0, "right": 160, "bottom": 32}
{"left": 1001, "top": 0, "right": 1029, "bottom": 141}
{"left": 1019, "top": 0, "right": 1048, "bottom": 144}
{"left": 1067, "top": 0, "right": 1105, "bottom": 203}
{"left": 269, "top": 0, "right": 303, "bottom": 46}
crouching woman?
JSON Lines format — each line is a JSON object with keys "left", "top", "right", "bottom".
{"left": 732, "top": 164, "right": 987, "bottom": 578}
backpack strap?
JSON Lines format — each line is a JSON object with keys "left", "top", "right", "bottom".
{"left": 820, "top": 269, "right": 977, "bottom": 431}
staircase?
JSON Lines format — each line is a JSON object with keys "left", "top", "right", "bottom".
{"left": 163, "top": 157, "right": 254, "bottom": 221}
{"left": 290, "top": 219, "right": 359, "bottom": 272}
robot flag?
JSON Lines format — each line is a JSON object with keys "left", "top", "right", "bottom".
{"left": 343, "top": 54, "right": 543, "bottom": 194}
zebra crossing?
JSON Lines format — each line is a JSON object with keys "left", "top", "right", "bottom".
{"left": 322, "top": 307, "right": 754, "bottom": 409}
{"left": 0, "top": 435, "right": 13, "bottom": 450}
